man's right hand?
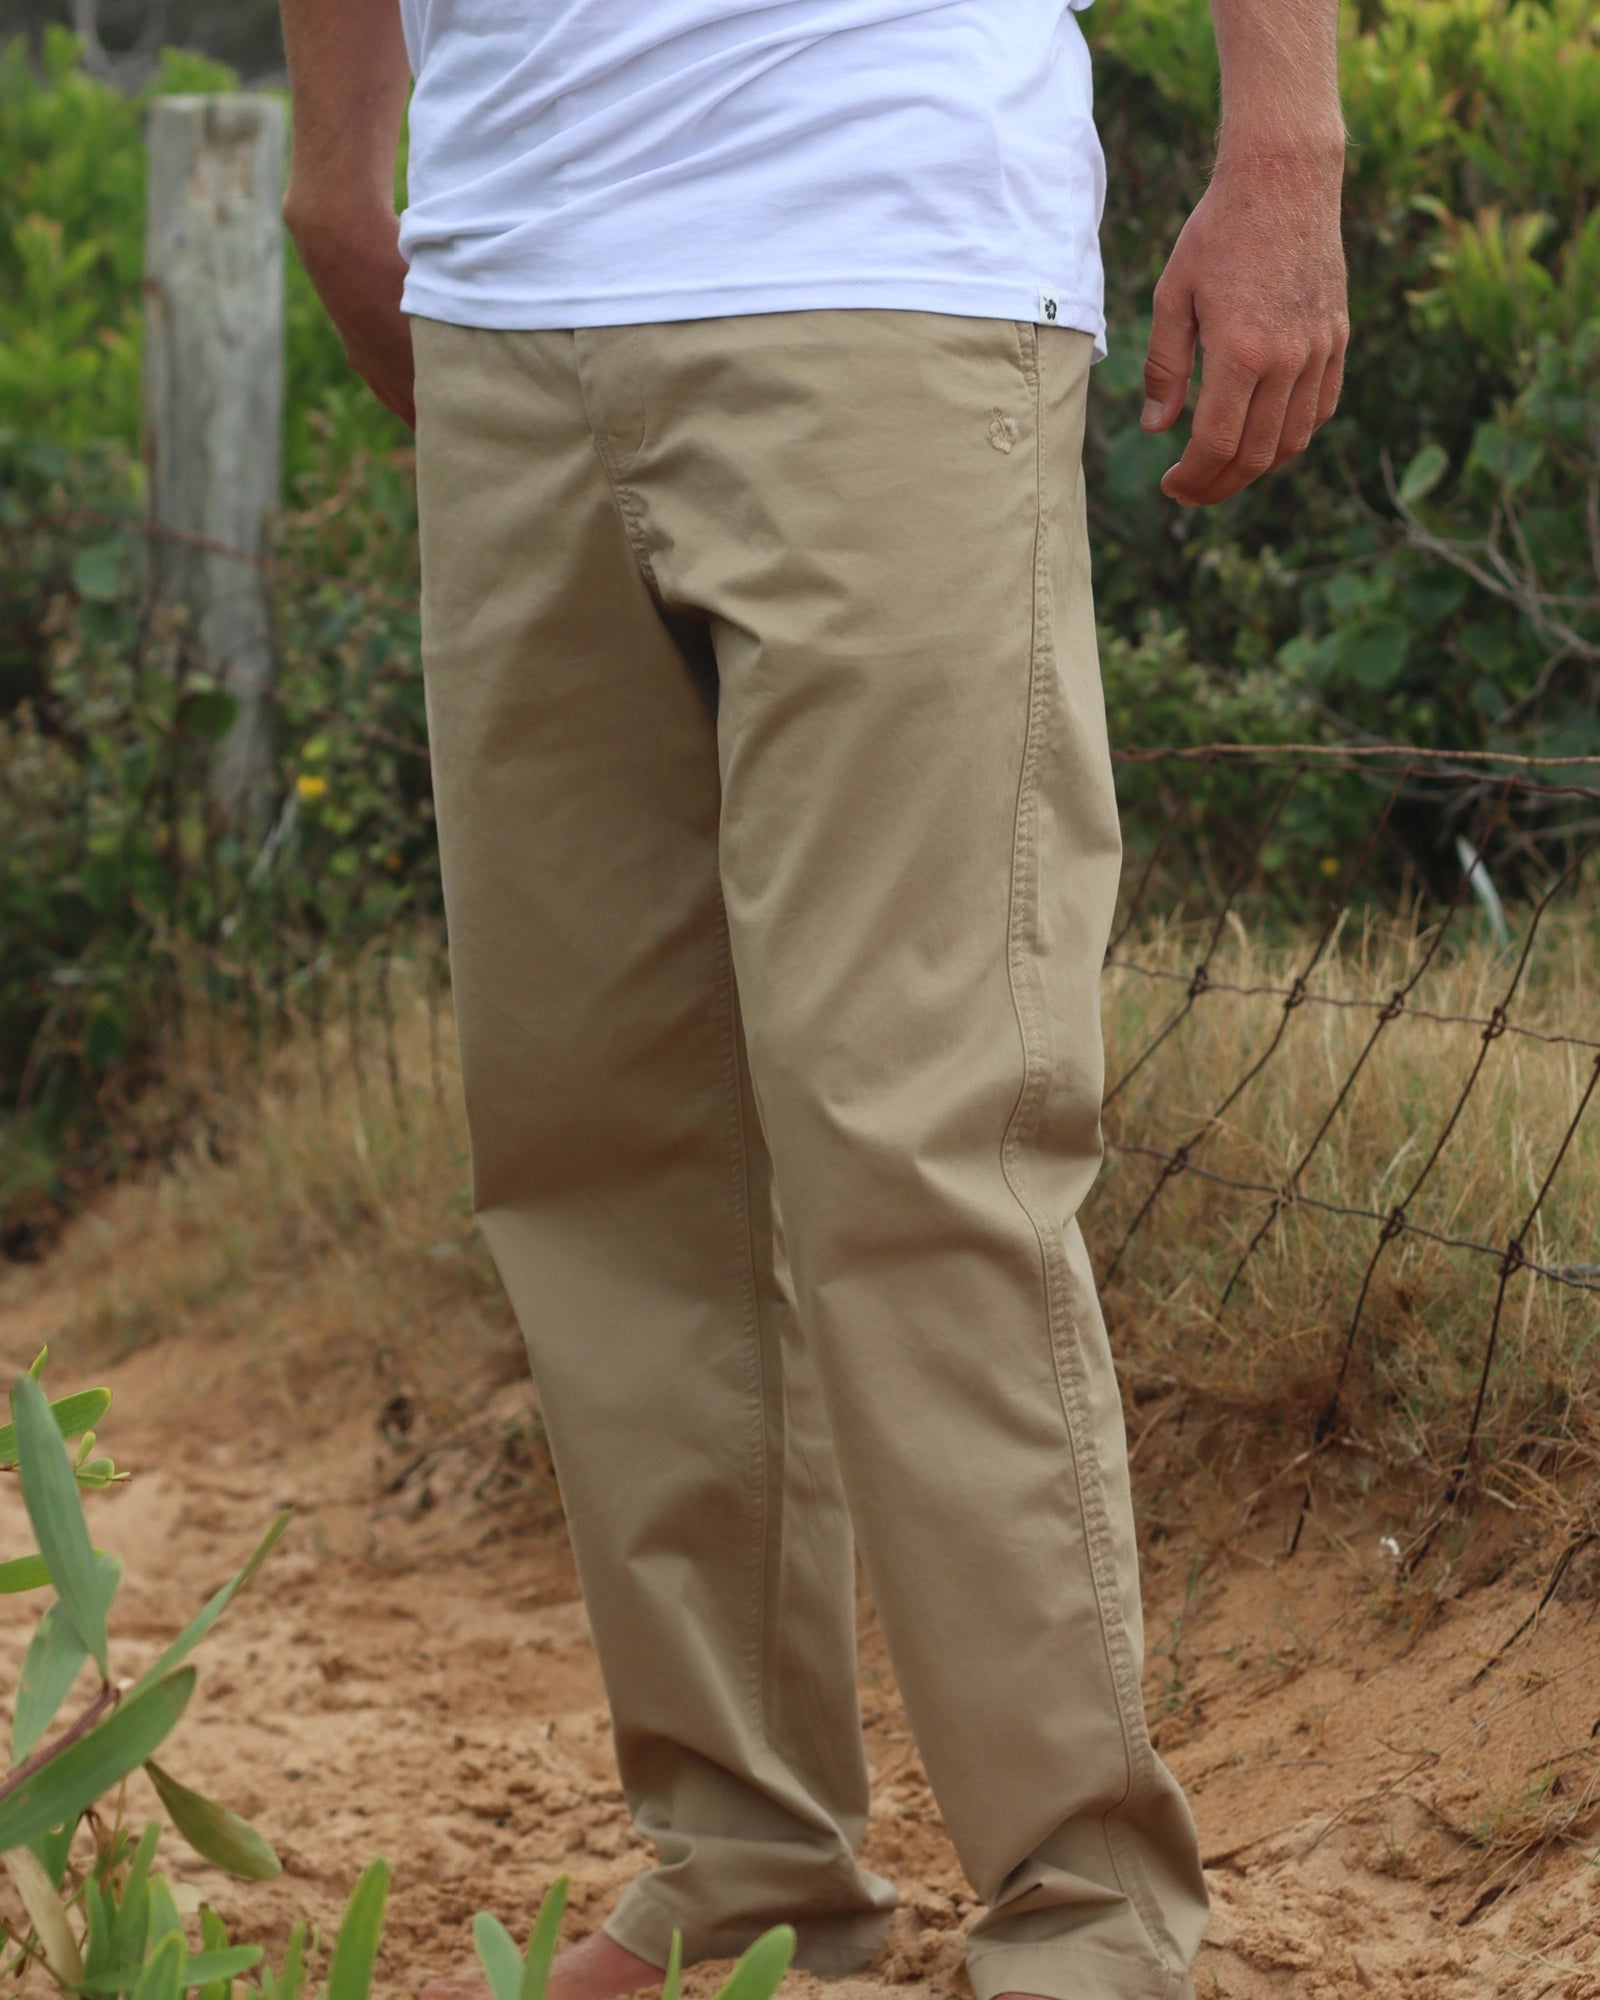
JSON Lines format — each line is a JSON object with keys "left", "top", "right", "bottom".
{"left": 284, "top": 199, "right": 416, "bottom": 431}
{"left": 279, "top": 0, "right": 414, "bottom": 425}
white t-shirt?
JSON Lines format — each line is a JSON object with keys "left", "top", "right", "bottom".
{"left": 398, "top": 0, "right": 1107, "bottom": 358}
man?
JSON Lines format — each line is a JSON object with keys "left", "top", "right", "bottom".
{"left": 280, "top": 5, "right": 1346, "bottom": 1998}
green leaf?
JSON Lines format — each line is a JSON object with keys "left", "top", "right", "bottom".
{"left": 9, "top": 1374, "right": 112, "bottom": 1676}
{"left": 17, "top": 439, "right": 67, "bottom": 482}
{"left": 661, "top": 1931, "right": 683, "bottom": 2000}
{"left": 710, "top": 1927, "right": 795, "bottom": 2000}
{"left": 1335, "top": 616, "right": 1412, "bottom": 691}
{"left": 0, "top": 1672, "right": 195, "bottom": 1853}
{"left": 186, "top": 1949, "right": 263, "bottom": 1992}
{"left": 0, "top": 1554, "right": 53, "bottom": 1594}
{"left": 1401, "top": 569, "right": 1467, "bottom": 629}
{"left": 0, "top": 1388, "right": 114, "bottom": 1467}
{"left": 130, "top": 1514, "right": 291, "bottom": 1699}
{"left": 131, "top": 1928, "right": 186, "bottom": 2000}
{"left": 1398, "top": 442, "right": 1448, "bottom": 503}
{"left": 263, "top": 1921, "right": 307, "bottom": 2000}
{"left": 77, "top": 1949, "right": 264, "bottom": 1996}
{"left": 521, "top": 1876, "right": 567, "bottom": 2000}
{"left": 1459, "top": 618, "right": 1513, "bottom": 671}
{"left": 472, "top": 1915, "right": 523, "bottom": 2000}
{"left": 145, "top": 1874, "right": 186, "bottom": 1951}
{"left": 114, "top": 1823, "right": 163, "bottom": 1970}
{"left": 1324, "top": 569, "right": 1387, "bottom": 617}
{"left": 33, "top": 1816, "right": 76, "bottom": 1889}
{"left": 178, "top": 690, "right": 238, "bottom": 746}
{"left": 83, "top": 1878, "right": 118, "bottom": 1983}
{"left": 324, "top": 1857, "right": 389, "bottom": 2000}
{"left": 195, "top": 1908, "right": 235, "bottom": 2000}
{"left": 71, "top": 540, "right": 126, "bottom": 603}
{"left": 13, "top": 1555, "right": 121, "bottom": 1760}
{"left": 145, "top": 1762, "right": 282, "bottom": 1881}
{"left": 1469, "top": 421, "right": 1543, "bottom": 488}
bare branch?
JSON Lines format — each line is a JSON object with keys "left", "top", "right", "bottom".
{"left": 1380, "top": 449, "right": 1600, "bottom": 664}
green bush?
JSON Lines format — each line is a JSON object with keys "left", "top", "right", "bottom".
{"left": 3, "top": 4, "right": 1596, "bottom": 767}
{"left": 0, "top": 29, "right": 428, "bottom": 1217}
{"left": 0, "top": 26, "right": 408, "bottom": 480}
{"left": 0, "top": 424, "right": 430, "bottom": 1219}
{"left": 1090, "top": 0, "right": 1600, "bottom": 763}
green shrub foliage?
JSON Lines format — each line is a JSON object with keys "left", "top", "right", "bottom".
{"left": 1, "top": 1, "right": 1597, "bottom": 1199}
{"left": 1090, "top": 0, "right": 1600, "bottom": 764}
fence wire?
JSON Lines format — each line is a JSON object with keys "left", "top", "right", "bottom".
{"left": 8, "top": 507, "right": 1599, "bottom": 1544}
{"left": 1100, "top": 741, "right": 1600, "bottom": 1550}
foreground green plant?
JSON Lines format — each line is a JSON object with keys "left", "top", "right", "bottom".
{"left": 0, "top": 1353, "right": 298, "bottom": 1989}
{"left": 474, "top": 1879, "right": 796, "bottom": 2000}
{"left": 2, "top": 1360, "right": 797, "bottom": 2000}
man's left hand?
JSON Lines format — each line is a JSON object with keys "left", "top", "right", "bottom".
{"left": 1140, "top": 152, "right": 1349, "bottom": 508}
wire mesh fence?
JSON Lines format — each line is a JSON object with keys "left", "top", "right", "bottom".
{"left": 116, "top": 736, "right": 1600, "bottom": 1552}
{"left": 1096, "top": 741, "right": 1600, "bottom": 1556}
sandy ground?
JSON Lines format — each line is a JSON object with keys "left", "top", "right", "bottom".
{"left": 2, "top": 1307, "right": 1598, "bottom": 2000}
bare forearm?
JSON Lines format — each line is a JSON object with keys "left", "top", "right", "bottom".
{"left": 278, "top": 0, "right": 416, "bottom": 426}
{"left": 1140, "top": 0, "right": 1349, "bottom": 503}
{"left": 281, "top": 0, "right": 411, "bottom": 228}
{"left": 1211, "top": 0, "right": 1344, "bottom": 171}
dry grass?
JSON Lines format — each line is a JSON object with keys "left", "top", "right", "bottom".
{"left": 3, "top": 906, "right": 1596, "bottom": 1530}
{"left": 0, "top": 948, "right": 518, "bottom": 1427}
{"left": 1094, "top": 898, "right": 1600, "bottom": 1519}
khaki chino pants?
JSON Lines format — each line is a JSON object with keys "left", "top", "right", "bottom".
{"left": 411, "top": 310, "right": 1208, "bottom": 2000}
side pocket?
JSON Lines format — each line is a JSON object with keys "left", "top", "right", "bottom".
{"left": 1013, "top": 319, "right": 1041, "bottom": 388}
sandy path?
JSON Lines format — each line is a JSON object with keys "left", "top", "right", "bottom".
{"left": 1, "top": 1318, "right": 1598, "bottom": 2000}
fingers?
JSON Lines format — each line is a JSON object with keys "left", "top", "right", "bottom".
{"left": 336, "top": 302, "right": 417, "bottom": 430}
{"left": 1141, "top": 276, "right": 1198, "bottom": 434}
{"left": 1161, "top": 338, "right": 1345, "bottom": 507}
{"left": 1315, "top": 334, "right": 1347, "bottom": 430}
{"left": 1271, "top": 354, "right": 1325, "bottom": 470}
{"left": 1141, "top": 154, "right": 1349, "bottom": 504}
{"left": 1158, "top": 350, "right": 1272, "bottom": 505}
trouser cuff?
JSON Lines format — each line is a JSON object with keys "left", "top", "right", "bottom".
{"left": 965, "top": 1939, "right": 1193, "bottom": 2000}
{"left": 602, "top": 1881, "right": 895, "bottom": 1978}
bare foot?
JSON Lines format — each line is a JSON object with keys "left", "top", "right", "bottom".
{"left": 419, "top": 1926, "right": 663, "bottom": 2000}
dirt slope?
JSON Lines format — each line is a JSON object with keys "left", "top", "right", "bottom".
{"left": 1, "top": 1305, "right": 1597, "bottom": 2000}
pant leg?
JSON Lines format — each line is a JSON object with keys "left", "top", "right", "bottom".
{"left": 605, "top": 310, "right": 1209, "bottom": 2000}
{"left": 410, "top": 316, "right": 898, "bottom": 1974}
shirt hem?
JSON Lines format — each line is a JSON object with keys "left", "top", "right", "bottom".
{"left": 399, "top": 274, "right": 1109, "bottom": 359}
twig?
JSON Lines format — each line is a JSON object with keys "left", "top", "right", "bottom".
{"left": 0, "top": 1682, "right": 119, "bottom": 1809}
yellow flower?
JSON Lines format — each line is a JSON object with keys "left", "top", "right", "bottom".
{"left": 1320, "top": 855, "right": 1340, "bottom": 877}
{"left": 296, "top": 772, "right": 328, "bottom": 803}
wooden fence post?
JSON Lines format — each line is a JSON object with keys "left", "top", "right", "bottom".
{"left": 143, "top": 94, "right": 285, "bottom": 842}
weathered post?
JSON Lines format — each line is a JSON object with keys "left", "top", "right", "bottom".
{"left": 143, "top": 95, "right": 285, "bottom": 841}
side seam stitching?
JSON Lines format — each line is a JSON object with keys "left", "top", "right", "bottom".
{"left": 710, "top": 897, "right": 775, "bottom": 1745}
{"left": 996, "top": 328, "right": 1177, "bottom": 1978}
